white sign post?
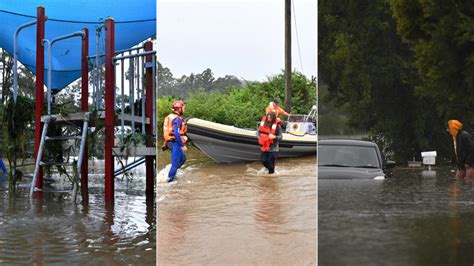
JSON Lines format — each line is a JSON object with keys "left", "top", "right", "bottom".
{"left": 421, "top": 151, "right": 437, "bottom": 171}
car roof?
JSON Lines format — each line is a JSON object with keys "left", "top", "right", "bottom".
{"left": 318, "top": 139, "right": 378, "bottom": 147}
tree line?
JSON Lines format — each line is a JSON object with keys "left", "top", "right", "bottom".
{"left": 158, "top": 71, "right": 316, "bottom": 131}
{"left": 319, "top": 0, "right": 474, "bottom": 163}
{"left": 158, "top": 63, "right": 244, "bottom": 98}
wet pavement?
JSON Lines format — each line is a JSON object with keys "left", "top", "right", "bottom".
{"left": 319, "top": 167, "right": 474, "bottom": 265}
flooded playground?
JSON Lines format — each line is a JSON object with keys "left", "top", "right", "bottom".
{"left": 157, "top": 150, "right": 316, "bottom": 265}
{"left": 0, "top": 159, "right": 156, "bottom": 265}
{"left": 319, "top": 167, "right": 474, "bottom": 265}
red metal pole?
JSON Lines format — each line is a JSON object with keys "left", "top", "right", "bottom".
{"left": 35, "top": 6, "right": 46, "bottom": 190}
{"left": 81, "top": 28, "right": 89, "bottom": 202}
{"left": 144, "top": 41, "right": 155, "bottom": 201}
{"left": 104, "top": 18, "right": 115, "bottom": 201}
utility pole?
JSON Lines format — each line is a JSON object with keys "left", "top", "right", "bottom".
{"left": 284, "top": 0, "right": 292, "bottom": 113}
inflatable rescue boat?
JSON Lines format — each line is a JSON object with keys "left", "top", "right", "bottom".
{"left": 186, "top": 108, "right": 317, "bottom": 163}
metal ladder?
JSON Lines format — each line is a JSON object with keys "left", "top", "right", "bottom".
{"left": 29, "top": 112, "right": 89, "bottom": 202}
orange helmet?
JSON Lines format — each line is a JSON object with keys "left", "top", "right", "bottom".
{"left": 172, "top": 100, "right": 185, "bottom": 111}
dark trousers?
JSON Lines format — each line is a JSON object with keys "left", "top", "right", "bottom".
{"left": 260, "top": 151, "right": 278, "bottom": 174}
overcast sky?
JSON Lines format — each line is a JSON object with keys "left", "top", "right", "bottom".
{"left": 157, "top": 0, "right": 317, "bottom": 81}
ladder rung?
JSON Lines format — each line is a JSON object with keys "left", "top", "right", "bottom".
{"left": 34, "top": 188, "right": 71, "bottom": 193}
{"left": 40, "top": 161, "right": 76, "bottom": 167}
{"left": 45, "top": 135, "right": 82, "bottom": 141}
{"left": 30, "top": 113, "right": 89, "bottom": 201}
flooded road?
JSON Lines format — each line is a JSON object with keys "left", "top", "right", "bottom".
{"left": 319, "top": 167, "right": 474, "bottom": 265}
{"left": 157, "top": 153, "right": 316, "bottom": 265}
{"left": 0, "top": 159, "right": 155, "bottom": 265}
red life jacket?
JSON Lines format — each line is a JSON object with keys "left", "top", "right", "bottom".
{"left": 258, "top": 117, "right": 278, "bottom": 152}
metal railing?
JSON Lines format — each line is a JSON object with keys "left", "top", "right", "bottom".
{"left": 112, "top": 48, "right": 157, "bottom": 143}
{"left": 43, "top": 31, "right": 86, "bottom": 115}
{"left": 12, "top": 21, "right": 157, "bottom": 159}
{"left": 13, "top": 19, "right": 48, "bottom": 103}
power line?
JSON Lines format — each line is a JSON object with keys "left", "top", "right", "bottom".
{"left": 291, "top": 0, "right": 304, "bottom": 73}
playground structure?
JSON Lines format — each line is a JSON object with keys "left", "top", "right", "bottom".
{"left": 10, "top": 6, "right": 156, "bottom": 202}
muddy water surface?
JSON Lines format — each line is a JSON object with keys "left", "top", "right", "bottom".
{"left": 319, "top": 167, "right": 474, "bottom": 265}
{"left": 0, "top": 159, "right": 155, "bottom": 265}
{"left": 157, "top": 154, "right": 317, "bottom": 265}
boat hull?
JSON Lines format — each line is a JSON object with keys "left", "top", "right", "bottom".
{"left": 186, "top": 118, "right": 317, "bottom": 163}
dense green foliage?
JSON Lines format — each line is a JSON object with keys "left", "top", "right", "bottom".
{"left": 1, "top": 96, "right": 35, "bottom": 191}
{"left": 390, "top": 1, "right": 474, "bottom": 120}
{"left": 318, "top": 84, "right": 362, "bottom": 136}
{"left": 319, "top": 0, "right": 420, "bottom": 161}
{"left": 318, "top": 0, "right": 472, "bottom": 162}
{"left": 158, "top": 72, "right": 316, "bottom": 131}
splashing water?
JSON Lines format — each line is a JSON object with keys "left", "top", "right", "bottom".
{"left": 0, "top": 159, "right": 155, "bottom": 265}
{"left": 157, "top": 164, "right": 172, "bottom": 184}
{"left": 157, "top": 155, "right": 316, "bottom": 265}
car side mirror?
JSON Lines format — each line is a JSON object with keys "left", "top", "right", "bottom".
{"left": 385, "top": 160, "right": 396, "bottom": 169}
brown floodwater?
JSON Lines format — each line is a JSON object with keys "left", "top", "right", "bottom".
{"left": 157, "top": 150, "right": 317, "bottom": 265}
{"left": 0, "top": 159, "right": 156, "bottom": 265}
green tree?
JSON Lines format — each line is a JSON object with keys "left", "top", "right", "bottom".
{"left": 17, "top": 67, "right": 36, "bottom": 99}
{"left": 195, "top": 68, "right": 215, "bottom": 91}
{"left": 156, "top": 63, "right": 244, "bottom": 98}
{"left": 2, "top": 96, "right": 35, "bottom": 192}
{"left": 157, "top": 96, "right": 175, "bottom": 137}
{"left": 185, "top": 71, "right": 316, "bottom": 129}
{"left": 318, "top": 84, "right": 361, "bottom": 136}
{"left": 390, "top": 1, "right": 474, "bottom": 121}
{"left": 319, "top": 0, "right": 424, "bottom": 162}
{"left": 157, "top": 62, "right": 176, "bottom": 97}
{"left": 1, "top": 49, "right": 14, "bottom": 106}
{"left": 211, "top": 75, "right": 243, "bottom": 92}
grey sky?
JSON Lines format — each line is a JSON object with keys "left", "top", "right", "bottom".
{"left": 157, "top": 0, "right": 317, "bottom": 81}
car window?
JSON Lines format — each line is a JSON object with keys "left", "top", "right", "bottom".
{"left": 318, "top": 144, "right": 380, "bottom": 168}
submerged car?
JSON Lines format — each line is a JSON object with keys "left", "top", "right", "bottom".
{"left": 318, "top": 139, "right": 395, "bottom": 179}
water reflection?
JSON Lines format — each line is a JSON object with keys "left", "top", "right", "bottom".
{"left": 255, "top": 176, "right": 283, "bottom": 228}
{"left": 0, "top": 172, "right": 155, "bottom": 265}
{"left": 319, "top": 167, "right": 474, "bottom": 265}
{"left": 448, "top": 176, "right": 460, "bottom": 266}
{"left": 157, "top": 190, "right": 190, "bottom": 260}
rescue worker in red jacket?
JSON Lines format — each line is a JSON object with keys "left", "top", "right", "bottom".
{"left": 448, "top": 119, "right": 474, "bottom": 178}
{"left": 265, "top": 99, "right": 289, "bottom": 126}
{"left": 163, "top": 100, "right": 187, "bottom": 182}
{"left": 258, "top": 111, "right": 282, "bottom": 174}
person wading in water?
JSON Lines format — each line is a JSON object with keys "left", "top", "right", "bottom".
{"left": 258, "top": 111, "right": 282, "bottom": 174}
{"left": 163, "top": 100, "right": 188, "bottom": 182}
{"left": 448, "top": 119, "right": 474, "bottom": 178}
